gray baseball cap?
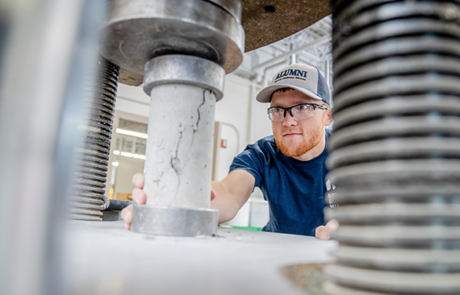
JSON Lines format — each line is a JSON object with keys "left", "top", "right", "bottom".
{"left": 256, "top": 63, "right": 330, "bottom": 106}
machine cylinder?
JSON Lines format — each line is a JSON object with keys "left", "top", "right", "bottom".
{"left": 100, "top": 0, "right": 243, "bottom": 236}
{"left": 324, "top": 1, "right": 460, "bottom": 294}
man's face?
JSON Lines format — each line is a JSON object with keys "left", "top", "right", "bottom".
{"left": 270, "top": 88, "right": 332, "bottom": 158}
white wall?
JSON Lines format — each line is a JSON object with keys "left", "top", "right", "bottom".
{"left": 215, "top": 75, "right": 271, "bottom": 228}
{"left": 113, "top": 156, "right": 145, "bottom": 198}
{"left": 251, "top": 93, "right": 273, "bottom": 142}
{"left": 215, "top": 74, "right": 252, "bottom": 151}
{"left": 219, "top": 74, "right": 273, "bottom": 147}
{"left": 116, "top": 83, "right": 150, "bottom": 118}
{"left": 215, "top": 123, "right": 239, "bottom": 181}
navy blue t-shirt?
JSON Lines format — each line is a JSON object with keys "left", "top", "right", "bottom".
{"left": 229, "top": 129, "right": 331, "bottom": 236}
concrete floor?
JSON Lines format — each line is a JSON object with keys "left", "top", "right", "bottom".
{"left": 63, "top": 220, "right": 337, "bottom": 295}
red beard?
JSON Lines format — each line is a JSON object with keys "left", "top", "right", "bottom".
{"left": 274, "top": 125, "right": 324, "bottom": 158}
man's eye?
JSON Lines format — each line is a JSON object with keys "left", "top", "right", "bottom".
{"left": 274, "top": 107, "right": 283, "bottom": 112}
{"left": 298, "top": 105, "right": 309, "bottom": 110}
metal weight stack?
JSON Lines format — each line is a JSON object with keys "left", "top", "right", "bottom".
{"left": 69, "top": 58, "right": 120, "bottom": 221}
{"left": 324, "top": 1, "right": 460, "bottom": 294}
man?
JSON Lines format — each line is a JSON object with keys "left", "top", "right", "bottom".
{"left": 122, "top": 63, "right": 338, "bottom": 240}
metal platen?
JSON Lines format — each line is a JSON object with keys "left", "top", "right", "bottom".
{"left": 99, "top": 0, "right": 244, "bottom": 75}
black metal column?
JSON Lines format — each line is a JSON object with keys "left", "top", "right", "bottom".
{"left": 70, "top": 58, "right": 120, "bottom": 221}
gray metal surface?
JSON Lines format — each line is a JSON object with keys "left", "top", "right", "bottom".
{"left": 106, "top": 199, "right": 132, "bottom": 211}
{"left": 326, "top": 1, "right": 460, "bottom": 294}
{"left": 333, "top": 19, "right": 460, "bottom": 61}
{"left": 131, "top": 204, "right": 219, "bottom": 236}
{"left": 325, "top": 203, "right": 460, "bottom": 223}
{"left": 329, "top": 225, "right": 460, "bottom": 246}
{"left": 70, "top": 58, "right": 120, "bottom": 221}
{"left": 143, "top": 55, "right": 226, "bottom": 100}
{"left": 336, "top": 2, "right": 458, "bottom": 35}
{"left": 327, "top": 137, "right": 460, "bottom": 169}
{"left": 99, "top": 0, "right": 244, "bottom": 75}
{"left": 331, "top": 246, "right": 460, "bottom": 272}
{"left": 324, "top": 282, "right": 388, "bottom": 295}
{"left": 333, "top": 56, "right": 460, "bottom": 95}
{"left": 0, "top": 1, "right": 105, "bottom": 295}
{"left": 63, "top": 221, "right": 337, "bottom": 295}
{"left": 102, "top": 210, "right": 122, "bottom": 221}
{"left": 325, "top": 185, "right": 460, "bottom": 205}
{"left": 332, "top": 96, "right": 460, "bottom": 131}
{"left": 333, "top": 37, "right": 460, "bottom": 78}
{"left": 332, "top": 76, "right": 460, "bottom": 113}
{"left": 207, "top": 0, "right": 242, "bottom": 23}
{"left": 330, "top": 116, "right": 460, "bottom": 150}
{"left": 333, "top": 0, "right": 392, "bottom": 24}
{"left": 328, "top": 159, "right": 460, "bottom": 187}
{"left": 324, "top": 264, "right": 460, "bottom": 294}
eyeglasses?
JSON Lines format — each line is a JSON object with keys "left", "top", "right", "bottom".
{"left": 267, "top": 103, "right": 329, "bottom": 122}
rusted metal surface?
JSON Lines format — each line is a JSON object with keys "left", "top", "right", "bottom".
{"left": 279, "top": 263, "right": 328, "bottom": 295}
{"left": 118, "top": 68, "right": 144, "bottom": 86}
{"left": 242, "top": 0, "right": 330, "bottom": 52}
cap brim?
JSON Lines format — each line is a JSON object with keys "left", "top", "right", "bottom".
{"left": 256, "top": 84, "right": 324, "bottom": 103}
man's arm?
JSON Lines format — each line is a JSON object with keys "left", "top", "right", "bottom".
{"left": 122, "top": 170, "right": 255, "bottom": 228}
{"left": 211, "top": 169, "right": 255, "bottom": 224}
{"left": 122, "top": 171, "right": 336, "bottom": 239}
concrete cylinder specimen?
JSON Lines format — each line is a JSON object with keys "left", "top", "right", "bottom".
{"left": 144, "top": 84, "right": 216, "bottom": 209}
{"left": 130, "top": 55, "right": 225, "bottom": 236}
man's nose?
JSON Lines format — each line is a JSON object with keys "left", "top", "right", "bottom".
{"left": 283, "top": 110, "right": 297, "bottom": 126}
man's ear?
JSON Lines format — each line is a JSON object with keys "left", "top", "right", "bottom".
{"left": 323, "top": 108, "right": 333, "bottom": 127}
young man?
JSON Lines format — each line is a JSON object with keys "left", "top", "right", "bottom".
{"left": 122, "top": 63, "right": 338, "bottom": 240}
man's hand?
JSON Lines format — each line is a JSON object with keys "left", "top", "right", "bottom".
{"left": 315, "top": 219, "right": 339, "bottom": 240}
{"left": 121, "top": 173, "right": 217, "bottom": 230}
{"left": 120, "top": 173, "right": 146, "bottom": 230}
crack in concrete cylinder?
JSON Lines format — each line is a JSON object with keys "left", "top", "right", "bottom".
{"left": 144, "top": 85, "right": 216, "bottom": 209}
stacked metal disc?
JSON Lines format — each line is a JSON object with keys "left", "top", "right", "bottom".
{"left": 323, "top": 1, "right": 460, "bottom": 294}
{"left": 69, "top": 58, "right": 120, "bottom": 221}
